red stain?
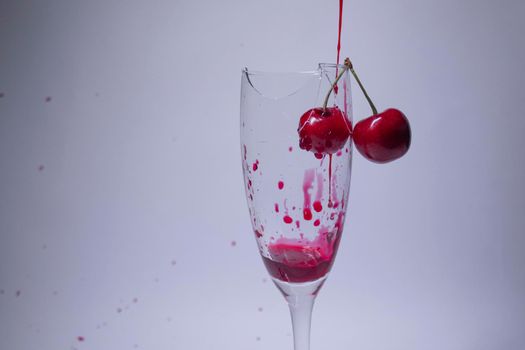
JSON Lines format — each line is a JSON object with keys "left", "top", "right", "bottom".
{"left": 252, "top": 162, "right": 258, "bottom": 171}
{"left": 314, "top": 153, "right": 324, "bottom": 159}
{"left": 288, "top": 146, "right": 293, "bottom": 152}
{"left": 231, "top": 240, "right": 237, "bottom": 247}
{"left": 77, "top": 336, "right": 85, "bottom": 342}
{"left": 283, "top": 215, "right": 293, "bottom": 224}
{"left": 295, "top": 220, "right": 300, "bottom": 228}
{"left": 314, "top": 219, "right": 320, "bottom": 227}
{"left": 278, "top": 181, "right": 284, "bottom": 190}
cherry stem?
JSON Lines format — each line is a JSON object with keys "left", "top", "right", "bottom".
{"left": 322, "top": 57, "right": 352, "bottom": 110}
{"left": 347, "top": 59, "right": 378, "bottom": 115}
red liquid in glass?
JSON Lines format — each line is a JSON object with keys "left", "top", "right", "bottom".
{"left": 262, "top": 227, "right": 343, "bottom": 283}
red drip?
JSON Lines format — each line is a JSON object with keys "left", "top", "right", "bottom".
{"left": 303, "top": 208, "right": 313, "bottom": 221}
{"left": 328, "top": 154, "right": 333, "bottom": 207}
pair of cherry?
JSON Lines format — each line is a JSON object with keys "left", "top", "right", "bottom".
{"left": 298, "top": 58, "right": 411, "bottom": 163}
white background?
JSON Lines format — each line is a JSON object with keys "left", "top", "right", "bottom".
{"left": 1, "top": 0, "right": 524, "bottom": 349}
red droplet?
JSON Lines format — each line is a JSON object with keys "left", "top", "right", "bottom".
{"left": 345, "top": 148, "right": 349, "bottom": 153}
{"left": 274, "top": 203, "right": 279, "bottom": 212}
{"left": 252, "top": 163, "right": 258, "bottom": 171}
{"left": 295, "top": 220, "right": 300, "bottom": 228}
{"left": 288, "top": 146, "right": 293, "bottom": 152}
{"left": 303, "top": 208, "right": 313, "bottom": 221}
{"left": 283, "top": 215, "right": 293, "bottom": 224}
{"left": 314, "top": 153, "right": 324, "bottom": 159}
{"left": 336, "top": 150, "right": 342, "bottom": 157}
{"left": 314, "top": 219, "right": 320, "bottom": 227}
{"left": 313, "top": 201, "right": 322, "bottom": 212}
{"left": 278, "top": 181, "right": 284, "bottom": 190}
{"left": 77, "top": 336, "right": 85, "bottom": 342}
{"left": 333, "top": 202, "right": 339, "bottom": 208}
{"left": 231, "top": 240, "right": 237, "bottom": 247}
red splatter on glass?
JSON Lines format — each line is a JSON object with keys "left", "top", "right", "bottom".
{"left": 313, "top": 201, "right": 322, "bottom": 212}
{"left": 283, "top": 215, "right": 293, "bottom": 224}
{"left": 274, "top": 203, "right": 279, "bottom": 212}
{"left": 314, "top": 219, "right": 320, "bottom": 227}
{"left": 278, "top": 181, "right": 284, "bottom": 190}
{"left": 252, "top": 162, "right": 258, "bottom": 171}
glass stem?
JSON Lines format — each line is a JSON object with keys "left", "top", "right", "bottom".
{"left": 288, "top": 294, "right": 315, "bottom": 350}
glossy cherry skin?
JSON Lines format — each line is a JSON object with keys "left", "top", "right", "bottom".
{"left": 352, "top": 108, "right": 411, "bottom": 163}
{"left": 298, "top": 107, "right": 352, "bottom": 155}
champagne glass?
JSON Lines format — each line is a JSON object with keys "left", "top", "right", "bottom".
{"left": 240, "top": 63, "right": 352, "bottom": 350}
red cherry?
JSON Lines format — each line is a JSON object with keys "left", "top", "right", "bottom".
{"left": 352, "top": 108, "right": 411, "bottom": 163}
{"left": 298, "top": 107, "right": 351, "bottom": 155}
